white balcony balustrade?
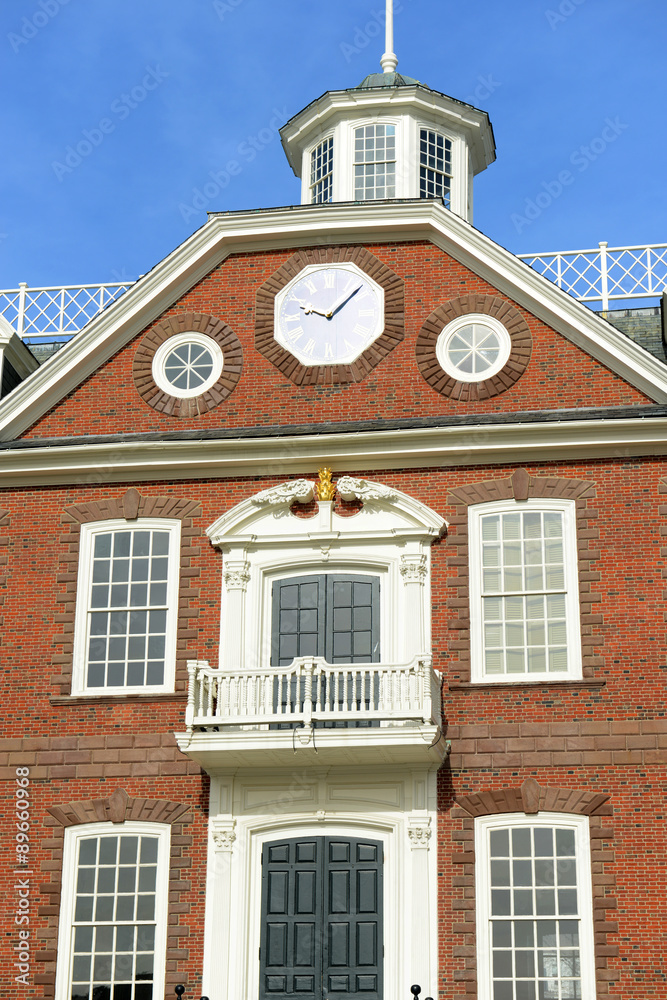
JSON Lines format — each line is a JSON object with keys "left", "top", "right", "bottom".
{"left": 177, "top": 656, "right": 445, "bottom": 768}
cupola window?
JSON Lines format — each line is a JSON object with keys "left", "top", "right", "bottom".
{"left": 310, "top": 137, "right": 334, "bottom": 204}
{"left": 419, "top": 128, "right": 452, "bottom": 207}
{"left": 354, "top": 124, "right": 396, "bottom": 200}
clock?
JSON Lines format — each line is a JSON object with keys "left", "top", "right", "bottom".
{"left": 255, "top": 247, "right": 405, "bottom": 385}
{"left": 274, "top": 263, "right": 384, "bottom": 366}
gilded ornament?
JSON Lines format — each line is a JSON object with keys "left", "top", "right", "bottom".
{"left": 315, "top": 467, "right": 336, "bottom": 502}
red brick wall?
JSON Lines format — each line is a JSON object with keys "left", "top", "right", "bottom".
{"left": 23, "top": 241, "right": 650, "bottom": 440}
{"left": 1, "top": 458, "right": 666, "bottom": 995}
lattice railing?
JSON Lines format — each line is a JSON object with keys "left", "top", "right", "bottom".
{"left": 184, "top": 655, "right": 441, "bottom": 732}
{"left": 0, "top": 281, "right": 132, "bottom": 338}
{"left": 1, "top": 244, "right": 665, "bottom": 343}
{"left": 517, "top": 241, "right": 667, "bottom": 310}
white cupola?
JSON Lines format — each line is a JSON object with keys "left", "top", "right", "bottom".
{"left": 279, "top": 3, "right": 495, "bottom": 223}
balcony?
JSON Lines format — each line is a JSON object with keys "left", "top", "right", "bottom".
{"left": 175, "top": 655, "right": 445, "bottom": 769}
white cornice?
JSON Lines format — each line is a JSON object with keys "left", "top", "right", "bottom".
{"left": 1, "top": 200, "right": 666, "bottom": 443}
{"left": 1, "top": 415, "right": 667, "bottom": 486}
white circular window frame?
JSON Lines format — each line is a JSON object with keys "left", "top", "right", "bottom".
{"left": 152, "top": 332, "right": 224, "bottom": 399}
{"left": 435, "top": 313, "right": 512, "bottom": 383}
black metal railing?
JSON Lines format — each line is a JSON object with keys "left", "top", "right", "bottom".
{"left": 175, "top": 982, "right": 432, "bottom": 999}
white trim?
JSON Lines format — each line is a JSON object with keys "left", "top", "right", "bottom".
{"left": 151, "top": 331, "right": 224, "bottom": 398}
{"left": 207, "top": 487, "right": 444, "bottom": 672}
{"left": 435, "top": 313, "right": 511, "bottom": 382}
{"left": 2, "top": 200, "right": 667, "bottom": 441}
{"left": 71, "top": 518, "right": 181, "bottom": 696}
{"left": 469, "top": 499, "right": 582, "bottom": 684}
{"left": 3, "top": 412, "right": 667, "bottom": 486}
{"left": 202, "top": 767, "right": 440, "bottom": 1000}
{"left": 54, "top": 821, "right": 171, "bottom": 1000}
{"left": 474, "top": 812, "right": 597, "bottom": 1000}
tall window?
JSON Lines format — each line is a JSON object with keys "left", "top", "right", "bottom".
{"left": 469, "top": 500, "right": 581, "bottom": 683}
{"left": 354, "top": 125, "right": 396, "bottom": 200}
{"left": 73, "top": 520, "right": 180, "bottom": 695}
{"left": 419, "top": 128, "right": 452, "bottom": 207}
{"left": 475, "top": 814, "right": 595, "bottom": 1000}
{"left": 57, "top": 824, "right": 170, "bottom": 1000}
{"left": 310, "top": 137, "right": 334, "bottom": 204}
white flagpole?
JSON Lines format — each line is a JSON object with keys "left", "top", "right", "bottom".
{"left": 380, "top": 0, "right": 398, "bottom": 73}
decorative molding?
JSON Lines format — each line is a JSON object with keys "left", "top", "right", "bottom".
{"left": 337, "top": 475, "right": 398, "bottom": 502}
{"left": 416, "top": 294, "right": 532, "bottom": 400}
{"left": 223, "top": 560, "right": 251, "bottom": 592}
{"left": 211, "top": 820, "right": 237, "bottom": 852}
{"left": 255, "top": 245, "right": 405, "bottom": 385}
{"left": 407, "top": 821, "right": 432, "bottom": 848}
{"left": 400, "top": 554, "right": 427, "bottom": 583}
{"left": 315, "top": 467, "right": 336, "bottom": 502}
{"left": 251, "top": 479, "right": 315, "bottom": 507}
{"left": 133, "top": 311, "right": 243, "bottom": 418}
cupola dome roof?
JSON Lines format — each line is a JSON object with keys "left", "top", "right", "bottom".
{"left": 355, "top": 71, "right": 421, "bottom": 89}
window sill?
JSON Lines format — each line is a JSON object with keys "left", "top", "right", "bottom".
{"left": 448, "top": 679, "right": 606, "bottom": 691}
{"left": 50, "top": 692, "right": 183, "bottom": 706}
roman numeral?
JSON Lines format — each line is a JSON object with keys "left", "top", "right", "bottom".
{"left": 324, "top": 343, "right": 334, "bottom": 359}
{"left": 284, "top": 313, "right": 301, "bottom": 323}
{"left": 354, "top": 324, "right": 370, "bottom": 337}
{"left": 324, "top": 272, "right": 335, "bottom": 288}
{"left": 358, "top": 309, "right": 375, "bottom": 318}
{"left": 303, "top": 339, "right": 316, "bottom": 355}
{"left": 304, "top": 279, "right": 317, "bottom": 294}
{"left": 287, "top": 326, "right": 304, "bottom": 342}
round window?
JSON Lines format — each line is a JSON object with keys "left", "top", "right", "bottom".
{"left": 435, "top": 315, "right": 512, "bottom": 383}
{"left": 152, "top": 332, "right": 224, "bottom": 399}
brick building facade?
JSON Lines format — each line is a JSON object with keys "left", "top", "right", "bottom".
{"left": 1, "top": 58, "right": 666, "bottom": 1000}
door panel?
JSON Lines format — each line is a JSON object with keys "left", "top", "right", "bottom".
{"left": 260, "top": 837, "right": 383, "bottom": 1000}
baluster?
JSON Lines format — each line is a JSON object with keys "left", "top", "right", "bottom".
{"left": 343, "top": 669, "right": 349, "bottom": 715}
{"left": 206, "top": 672, "right": 214, "bottom": 717}
{"left": 410, "top": 985, "right": 433, "bottom": 1000}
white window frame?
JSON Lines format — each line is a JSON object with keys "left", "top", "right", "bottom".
{"left": 72, "top": 518, "right": 181, "bottom": 696}
{"left": 475, "top": 812, "right": 597, "bottom": 1000}
{"left": 54, "top": 821, "right": 171, "bottom": 1000}
{"left": 435, "top": 313, "right": 512, "bottom": 383}
{"left": 469, "top": 498, "right": 582, "bottom": 684}
{"left": 152, "top": 332, "right": 224, "bottom": 399}
{"left": 418, "top": 125, "right": 453, "bottom": 205}
{"left": 352, "top": 120, "right": 398, "bottom": 201}
{"left": 309, "top": 134, "right": 335, "bottom": 204}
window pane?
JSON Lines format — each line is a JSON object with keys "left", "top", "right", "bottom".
{"left": 70, "top": 835, "right": 160, "bottom": 1000}
{"left": 487, "top": 826, "right": 583, "bottom": 1000}
{"left": 85, "top": 528, "right": 172, "bottom": 690}
{"left": 480, "top": 507, "right": 571, "bottom": 678}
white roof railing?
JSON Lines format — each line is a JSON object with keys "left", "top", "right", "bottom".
{"left": 517, "top": 241, "right": 667, "bottom": 312}
{"left": 1, "top": 242, "right": 666, "bottom": 342}
{"left": 0, "top": 281, "right": 132, "bottom": 339}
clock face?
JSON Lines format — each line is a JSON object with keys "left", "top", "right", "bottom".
{"left": 274, "top": 263, "right": 385, "bottom": 366}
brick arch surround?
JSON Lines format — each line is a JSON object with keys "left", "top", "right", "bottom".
{"left": 52, "top": 489, "right": 202, "bottom": 696}
{"left": 446, "top": 469, "right": 601, "bottom": 682}
{"left": 449, "top": 779, "right": 617, "bottom": 995}
{"left": 38, "top": 788, "right": 192, "bottom": 999}
{"left": 415, "top": 293, "right": 532, "bottom": 401}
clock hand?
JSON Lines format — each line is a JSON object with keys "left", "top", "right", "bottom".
{"left": 299, "top": 302, "right": 329, "bottom": 317}
{"left": 326, "top": 283, "right": 363, "bottom": 319}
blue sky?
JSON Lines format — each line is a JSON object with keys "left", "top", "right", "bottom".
{"left": 0, "top": 0, "right": 664, "bottom": 289}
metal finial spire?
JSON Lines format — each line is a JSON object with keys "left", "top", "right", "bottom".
{"left": 380, "top": 0, "right": 398, "bottom": 73}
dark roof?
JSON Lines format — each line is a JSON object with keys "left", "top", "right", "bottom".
{"left": 355, "top": 71, "right": 421, "bottom": 89}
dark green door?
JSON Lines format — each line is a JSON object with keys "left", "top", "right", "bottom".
{"left": 260, "top": 837, "right": 383, "bottom": 1000}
